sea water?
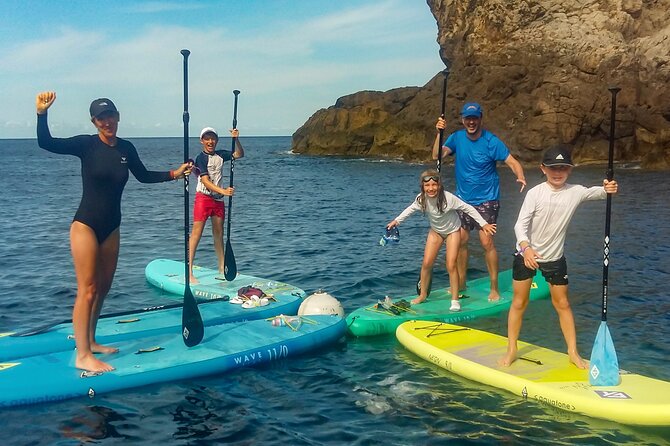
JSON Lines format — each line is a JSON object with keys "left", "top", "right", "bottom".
{"left": 0, "top": 137, "right": 668, "bottom": 445}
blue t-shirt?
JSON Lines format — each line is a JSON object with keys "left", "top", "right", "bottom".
{"left": 444, "top": 129, "right": 510, "bottom": 205}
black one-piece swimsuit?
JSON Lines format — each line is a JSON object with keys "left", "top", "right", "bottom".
{"left": 37, "top": 114, "right": 171, "bottom": 243}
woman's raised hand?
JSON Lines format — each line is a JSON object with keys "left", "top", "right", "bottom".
{"left": 36, "top": 91, "right": 56, "bottom": 115}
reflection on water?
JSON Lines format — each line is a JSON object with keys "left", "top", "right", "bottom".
{"left": 60, "top": 405, "right": 127, "bottom": 442}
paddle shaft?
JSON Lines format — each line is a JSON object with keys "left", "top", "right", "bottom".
{"left": 11, "top": 296, "right": 229, "bottom": 337}
{"left": 418, "top": 67, "right": 449, "bottom": 295}
{"left": 180, "top": 48, "right": 204, "bottom": 346}
{"left": 226, "top": 90, "right": 240, "bottom": 237}
{"left": 223, "top": 90, "right": 240, "bottom": 281}
{"left": 436, "top": 67, "right": 450, "bottom": 173}
{"left": 601, "top": 86, "right": 620, "bottom": 322}
{"left": 182, "top": 49, "right": 191, "bottom": 288}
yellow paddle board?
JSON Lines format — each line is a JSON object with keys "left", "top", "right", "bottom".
{"left": 396, "top": 321, "right": 670, "bottom": 426}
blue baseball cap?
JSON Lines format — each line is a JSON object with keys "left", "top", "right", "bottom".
{"left": 461, "top": 102, "right": 483, "bottom": 118}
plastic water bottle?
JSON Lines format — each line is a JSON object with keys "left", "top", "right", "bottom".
{"left": 271, "top": 315, "right": 301, "bottom": 328}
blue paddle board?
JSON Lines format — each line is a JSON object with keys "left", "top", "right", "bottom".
{"left": 0, "top": 260, "right": 305, "bottom": 361}
{"left": 0, "top": 315, "right": 346, "bottom": 408}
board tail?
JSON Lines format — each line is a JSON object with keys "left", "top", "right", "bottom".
{"left": 589, "top": 321, "right": 620, "bottom": 386}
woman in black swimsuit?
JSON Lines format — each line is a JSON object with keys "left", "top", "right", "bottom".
{"left": 36, "top": 91, "right": 192, "bottom": 373}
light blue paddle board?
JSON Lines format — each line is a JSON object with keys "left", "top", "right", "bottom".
{"left": 0, "top": 315, "right": 346, "bottom": 408}
{"left": 146, "top": 258, "right": 303, "bottom": 302}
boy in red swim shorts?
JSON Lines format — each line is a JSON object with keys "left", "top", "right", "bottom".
{"left": 189, "top": 127, "right": 244, "bottom": 283}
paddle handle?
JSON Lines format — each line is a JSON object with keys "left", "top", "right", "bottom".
{"left": 436, "top": 66, "right": 450, "bottom": 173}
{"left": 601, "top": 86, "right": 620, "bottom": 322}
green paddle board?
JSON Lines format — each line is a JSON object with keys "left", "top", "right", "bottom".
{"left": 346, "top": 269, "right": 549, "bottom": 337}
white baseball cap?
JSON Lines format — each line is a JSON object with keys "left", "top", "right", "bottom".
{"left": 200, "top": 127, "right": 218, "bottom": 138}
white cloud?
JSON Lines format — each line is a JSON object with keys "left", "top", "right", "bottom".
{"left": 121, "top": 1, "right": 207, "bottom": 14}
{"left": 0, "top": 1, "right": 441, "bottom": 138}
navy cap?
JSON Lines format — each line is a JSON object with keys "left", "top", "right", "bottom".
{"left": 89, "top": 98, "right": 118, "bottom": 118}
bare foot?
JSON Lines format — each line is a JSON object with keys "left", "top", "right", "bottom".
{"left": 91, "top": 343, "right": 119, "bottom": 354}
{"left": 76, "top": 353, "right": 115, "bottom": 373}
{"left": 498, "top": 346, "right": 518, "bottom": 367}
{"left": 411, "top": 295, "right": 427, "bottom": 305}
{"left": 488, "top": 290, "right": 501, "bottom": 303}
{"left": 568, "top": 350, "right": 588, "bottom": 369}
{"left": 189, "top": 275, "right": 199, "bottom": 285}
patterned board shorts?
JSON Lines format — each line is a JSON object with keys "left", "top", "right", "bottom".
{"left": 457, "top": 200, "right": 499, "bottom": 231}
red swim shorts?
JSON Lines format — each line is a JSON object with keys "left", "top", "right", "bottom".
{"left": 193, "top": 192, "right": 225, "bottom": 222}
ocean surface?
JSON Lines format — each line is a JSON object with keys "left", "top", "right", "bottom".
{"left": 0, "top": 136, "right": 668, "bottom": 445}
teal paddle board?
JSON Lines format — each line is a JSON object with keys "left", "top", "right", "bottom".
{"left": 0, "top": 315, "right": 346, "bottom": 408}
{"left": 346, "top": 269, "right": 549, "bottom": 337}
{"left": 0, "top": 259, "right": 305, "bottom": 362}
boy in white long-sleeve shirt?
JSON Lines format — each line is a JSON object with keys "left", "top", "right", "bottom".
{"left": 499, "top": 147, "right": 618, "bottom": 369}
{"left": 387, "top": 169, "right": 496, "bottom": 310}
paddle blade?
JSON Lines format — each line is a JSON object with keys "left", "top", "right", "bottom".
{"left": 589, "top": 321, "right": 620, "bottom": 386}
{"left": 223, "top": 239, "right": 237, "bottom": 281}
{"left": 181, "top": 287, "right": 204, "bottom": 347}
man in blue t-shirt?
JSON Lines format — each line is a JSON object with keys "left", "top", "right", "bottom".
{"left": 432, "top": 102, "right": 526, "bottom": 301}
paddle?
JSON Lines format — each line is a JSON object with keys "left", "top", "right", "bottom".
{"left": 589, "top": 86, "right": 621, "bottom": 386}
{"left": 436, "top": 66, "right": 450, "bottom": 173}
{"left": 416, "top": 66, "right": 450, "bottom": 296}
{"left": 223, "top": 90, "right": 241, "bottom": 281}
{"left": 180, "top": 48, "right": 204, "bottom": 347}
{"left": 10, "top": 296, "right": 229, "bottom": 337}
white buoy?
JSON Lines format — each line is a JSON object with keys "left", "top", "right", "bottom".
{"left": 298, "top": 289, "right": 344, "bottom": 317}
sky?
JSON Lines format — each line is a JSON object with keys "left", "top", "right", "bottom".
{"left": 0, "top": 0, "right": 443, "bottom": 138}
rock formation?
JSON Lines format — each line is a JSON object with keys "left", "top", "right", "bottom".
{"left": 292, "top": 0, "right": 670, "bottom": 169}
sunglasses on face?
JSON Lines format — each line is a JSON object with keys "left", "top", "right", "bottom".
{"left": 422, "top": 175, "right": 440, "bottom": 183}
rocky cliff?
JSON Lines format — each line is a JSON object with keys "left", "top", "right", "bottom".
{"left": 291, "top": 0, "right": 670, "bottom": 169}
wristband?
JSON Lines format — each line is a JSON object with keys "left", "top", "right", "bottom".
{"left": 520, "top": 245, "right": 531, "bottom": 255}
{"left": 169, "top": 170, "right": 176, "bottom": 180}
